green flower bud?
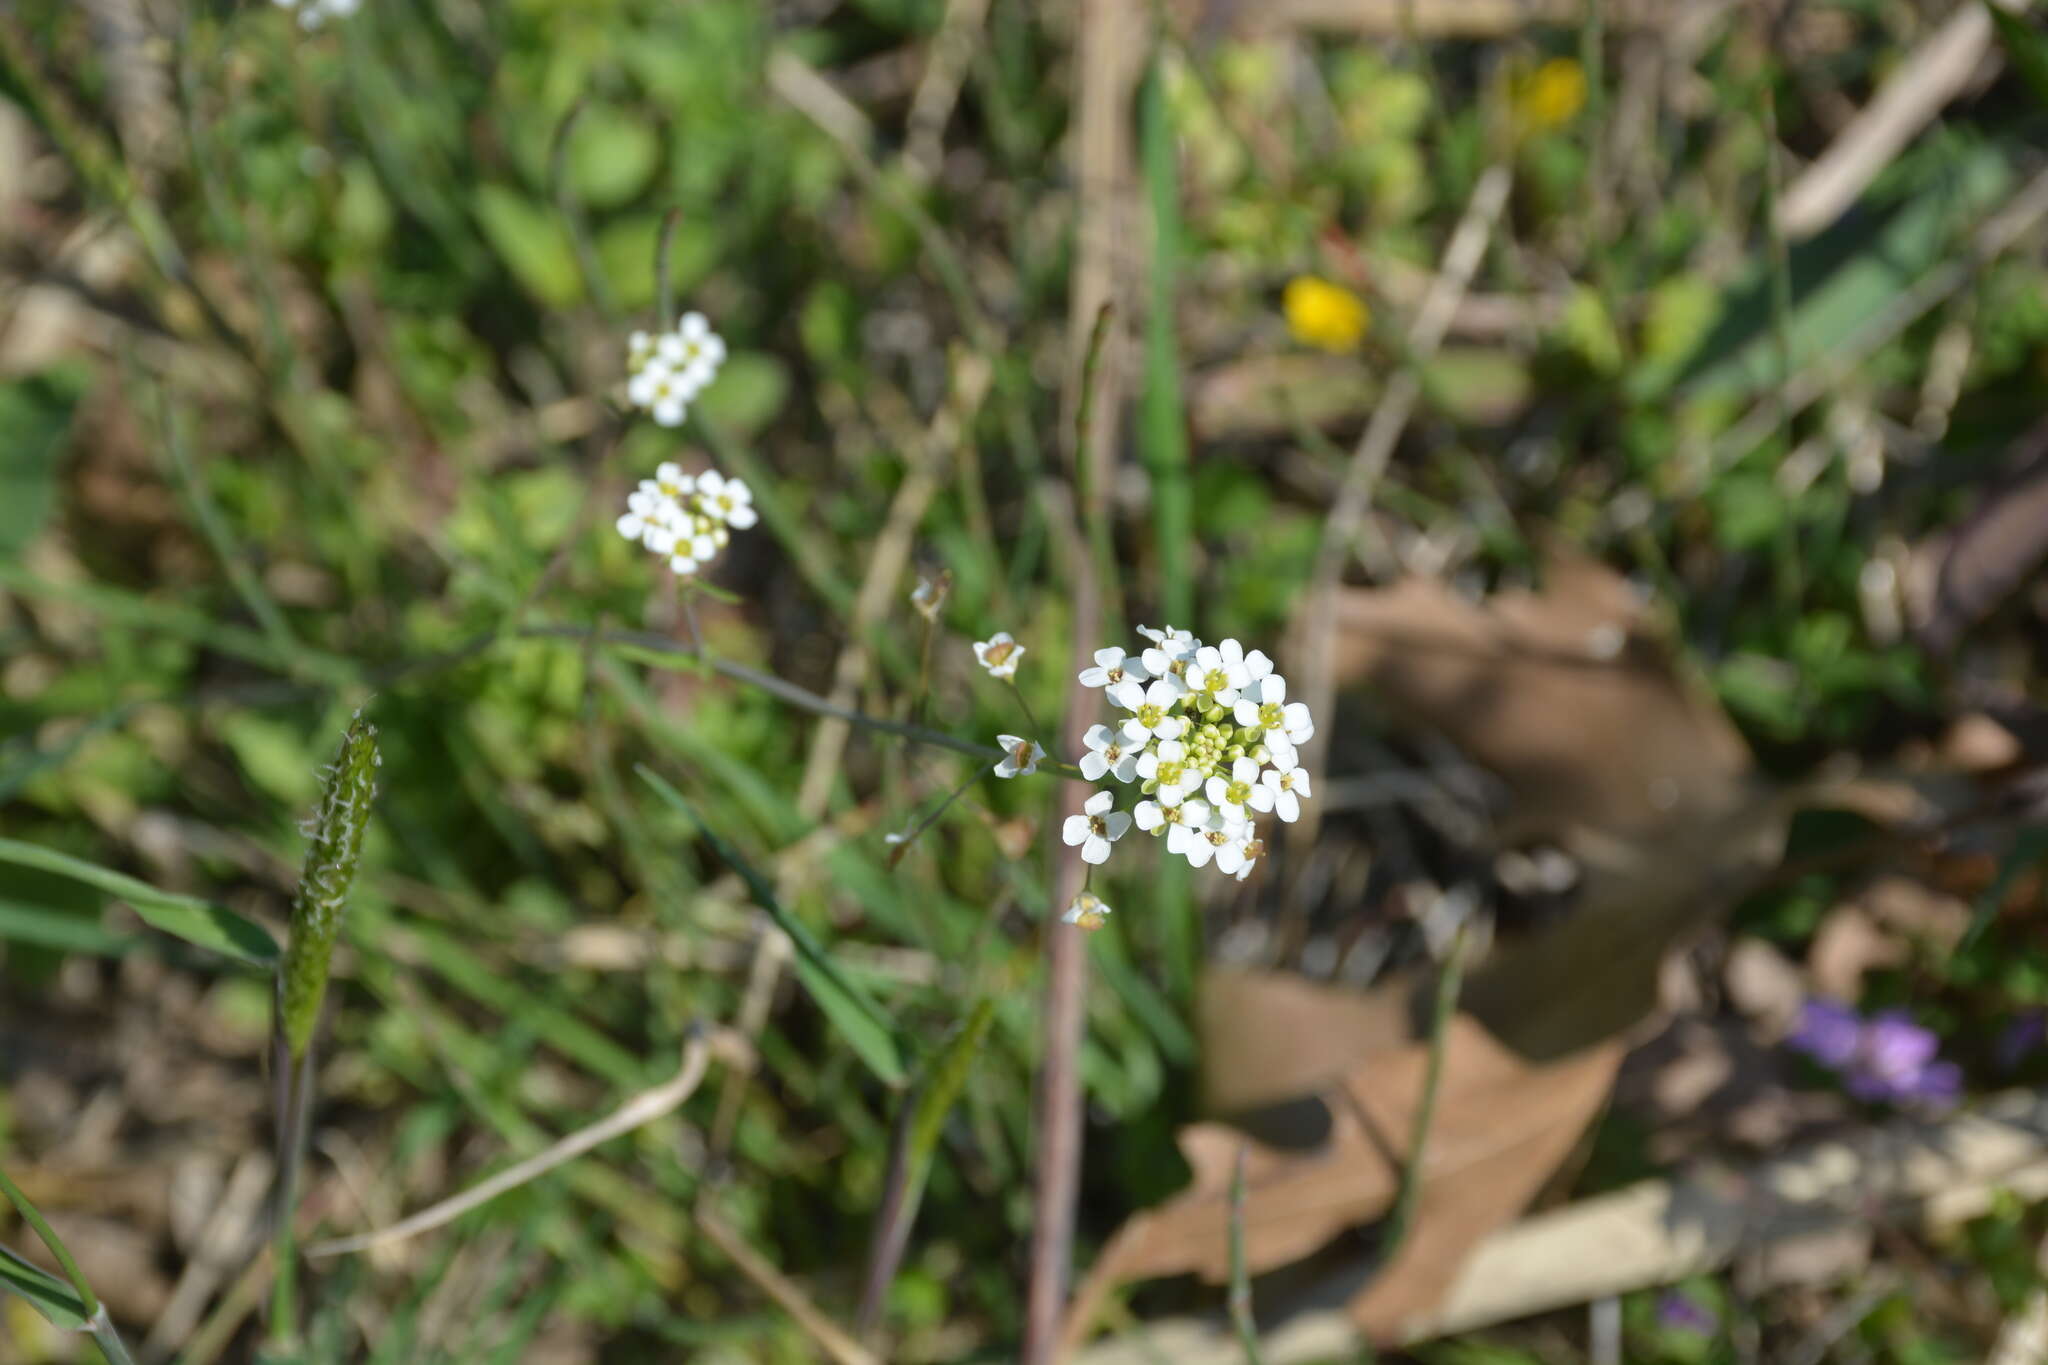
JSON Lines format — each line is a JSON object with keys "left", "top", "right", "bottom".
{"left": 279, "top": 711, "right": 378, "bottom": 1060}
{"left": 1203, "top": 704, "right": 1227, "bottom": 724}
{"left": 1141, "top": 778, "right": 1159, "bottom": 795}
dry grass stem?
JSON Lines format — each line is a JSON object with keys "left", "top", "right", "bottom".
{"left": 306, "top": 1030, "right": 737, "bottom": 1259}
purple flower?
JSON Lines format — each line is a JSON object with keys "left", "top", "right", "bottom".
{"left": 1656, "top": 1289, "right": 1717, "bottom": 1335}
{"left": 1848, "top": 1012, "right": 1959, "bottom": 1106}
{"left": 1786, "top": 1000, "right": 1962, "bottom": 1108}
{"left": 1787, "top": 999, "right": 1862, "bottom": 1068}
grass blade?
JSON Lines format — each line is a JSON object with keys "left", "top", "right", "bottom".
{"left": 859, "top": 997, "right": 997, "bottom": 1335}
{"left": 1986, "top": 1, "right": 2048, "bottom": 109}
{"left": 0, "top": 838, "right": 278, "bottom": 968}
{"left": 1138, "top": 55, "right": 1193, "bottom": 627}
{"left": 635, "top": 766, "right": 906, "bottom": 1085}
{"left": 0, "top": 1245, "right": 89, "bottom": 1331}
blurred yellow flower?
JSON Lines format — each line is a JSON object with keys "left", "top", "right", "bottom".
{"left": 1283, "top": 276, "right": 1369, "bottom": 353}
{"left": 1515, "top": 57, "right": 1586, "bottom": 133}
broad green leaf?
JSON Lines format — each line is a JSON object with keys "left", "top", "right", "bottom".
{"left": 635, "top": 767, "right": 906, "bottom": 1085}
{"left": 0, "top": 366, "right": 89, "bottom": 556}
{"left": 0, "top": 838, "right": 278, "bottom": 968}
{"left": 567, "top": 105, "right": 661, "bottom": 210}
{"left": 691, "top": 354, "right": 789, "bottom": 439}
{"left": 473, "top": 184, "right": 581, "bottom": 308}
{"left": 0, "top": 1246, "right": 87, "bottom": 1331}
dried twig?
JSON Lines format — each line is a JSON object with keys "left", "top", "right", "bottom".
{"left": 306, "top": 1030, "right": 735, "bottom": 1258}
{"left": 1778, "top": 1, "right": 2035, "bottom": 241}
{"left": 1074, "top": 1086, "right": 2048, "bottom": 1362}
{"left": 696, "top": 1200, "right": 882, "bottom": 1365}
{"left": 1292, "top": 163, "right": 1511, "bottom": 846}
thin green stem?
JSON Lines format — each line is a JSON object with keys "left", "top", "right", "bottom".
{"left": 0, "top": 1164, "right": 99, "bottom": 1318}
{"left": 267, "top": 1032, "right": 316, "bottom": 1350}
{"left": 1376, "top": 925, "right": 1469, "bottom": 1267}
{"left": 1227, "top": 1145, "right": 1265, "bottom": 1365}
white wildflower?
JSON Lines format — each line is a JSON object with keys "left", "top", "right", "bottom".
{"left": 1080, "top": 724, "right": 1140, "bottom": 783}
{"left": 1078, "top": 646, "right": 1150, "bottom": 690}
{"left": 1260, "top": 764, "right": 1312, "bottom": 822}
{"left": 992, "top": 734, "right": 1043, "bottom": 779}
{"left": 1205, "top": 757, "right": 1272, "bottom": 823}
{"left": 1234, "top": 672, "right": 1315, "bottom": 748}
{"left": 615, "top": 461, "right": 755, "bottom": 580}
{"left": 1186, "top": 642, "right": 1252, "bottom": 708}
{"left": 624, "top": 311, "right": 727, "bottom": 425}
{"left": 696, "top": 469, "right": 759, "bottom": 529}
{"left": 1113, "top": 678, "right": 1186, "bottom": 744}
{"left": 973, "top": 632, "right": 1026, "bottom": 681}
{"left": 1062, "top": 790, "right": 1131, "bottom": 865}
{"left": 1133, "top": 738, "right": 1201, "bottom": 806}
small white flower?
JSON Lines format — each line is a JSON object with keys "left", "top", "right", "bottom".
{"left": 697, "top": 470, "right": 759, "bottom": 529}
{"left": 1260, "top": 765, "right": 1312, "bottom": 823}
{"left": 1138, "top": 625, "right": 1200, "bottom": 679}
{"left": 1206, "top": 757, "right": 1272, "bottom": 821}
{"left": 1135, "top": 738, "right": 1201, "bottom": 806}
{"left": 1080, "top": 724, "right": 1140, "bottom": 783}
{"left": 992, "top": 733, "right": 1043, "bottom": 779}
{"left": 1063, "top": 891, "right": 1112, "bottom": 931}
{"left": 1234, "top": 673, "right": 1314, "bottom": 748}
{"left": 1182, "top": 813, "right": 1240, "bottom": 869}
{"left": 1078, "top": 646, "right": 1151, "bottom": 690}
{"left": 1187, "top": 643, "right": 1251, "bottom": 707}
{"left": 616, "top": 487, "right": 666, "bottom": 543}
{"left": 1138, "top": 796, "right": 1211, "bottom": 857}
{"left": 1216, "top": 831, "right": 1265, "bottom": 879}
{"left": 974, "top": 632, "right": 1026, "bottom": 680}
{"left": 627, "top": 363, "right": 670, "bottom": 410}
{"left": 1116, "top": 678, "right": 1186, "bottom": 744}
{"left": 1062, "top": 789, "right": 1131, "bottom": 865}
{"left": 655, "top": 462, "right": 691, "bottom": 496}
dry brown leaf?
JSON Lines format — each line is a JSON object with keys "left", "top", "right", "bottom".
{"left": 1330, "top": 558, "right": 1790, "bottom": 1060}
{"left": 1066, "top": 1015, "right": 1621, "bottom": 1350}
{"left": 1332, "top": 565, "right": 1752, "bottom": 845}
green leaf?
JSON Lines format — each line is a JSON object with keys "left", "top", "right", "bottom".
{"left": 0, "top": 1246, "right": 88, "bottom": 1331}
{"left": 0, "top": 366, "right": 89, "bottom": 556}
{"left": 692, "top": 354, "right": 789, "bottom": 439}
{"left": 635, "top": 767, "right": 906, "bottom": 1085}
{"left": 0, "top": 838, "right": 278, "bottom": 968}
{"left": 906, "top": 998, "right": 995, "bottom": 1176}
{"left": 473, "top": 184, "right": 581, "bottom": 308}
{"left": 1986, "top": 2, "right": 2048, "bottom": 110}
{"left": 567, "top": 104, "right": 662, "bottom": 210}
{"left": 0, "top": 898, "right": 131, "bottom": 957}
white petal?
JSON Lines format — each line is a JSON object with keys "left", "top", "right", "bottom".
{"left": 1135, "top": 802, "right": 1164, "bottom": 831}
{"left": 1078, "top": 666, "right": 1112, "bottom": 687}
{"left": 1084, "top": 789, "right": 1114, "bottom": 815}
{"left": 1081, "top": 752, "right": 1108, "bottom": 781}
{"left": 725, "top": 505, "right": 758, "bottom": 529}
{"left": 1063, "top": 815, "right": 1091, "bottom": 846}
{"left": 1082, "top": 835, "right": 1111, "bottom": 865}
{"left": 1102, "top": 811, "right": 1131, "bottom": 840}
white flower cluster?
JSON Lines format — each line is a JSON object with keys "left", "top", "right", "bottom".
{"left": 626, "top": 313, "right": 727, "bottom": 428}
{"left": 273, "top": 0, "right": 360, "bottom": 29}
{"left": 1076, "top": 626, "right": 1313, "bottom": 880}
{"left": 615, "top": 462, "right": 757, "bottom": 577}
